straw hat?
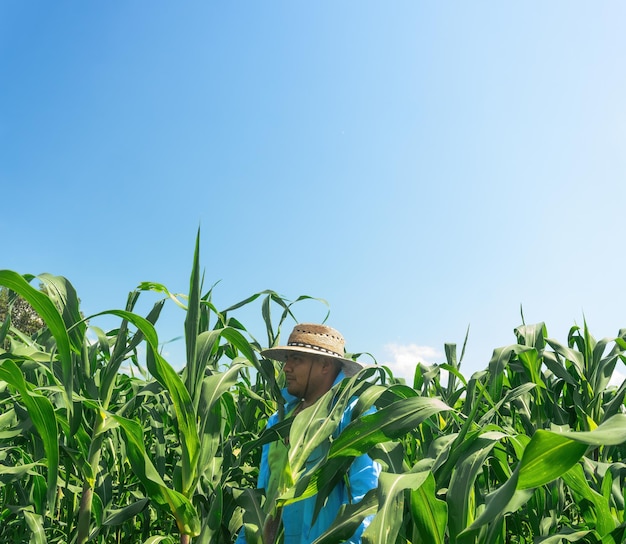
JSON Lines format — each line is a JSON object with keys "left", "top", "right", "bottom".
{"left": 261, "top": 323, "right": 363, "bottom": 377}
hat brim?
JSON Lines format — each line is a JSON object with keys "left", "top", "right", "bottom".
{"left": 261, "top": 345, "right": 363, "bottom": 377}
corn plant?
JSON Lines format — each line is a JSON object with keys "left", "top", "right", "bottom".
{"left": 2, "top": 234, "right": 626, "bottom": 543}
{"left": 0, "top": 231, "right": 329, "bottom": 543}
{"left": 369, "top": 321, "right": 626, "bottom": 543}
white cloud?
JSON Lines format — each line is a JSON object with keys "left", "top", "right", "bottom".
{"left": 381, "top": 343, "right": 444, "bottom": 383}
{"left": 381, "top": 344, "right": 626, "bottom": 394}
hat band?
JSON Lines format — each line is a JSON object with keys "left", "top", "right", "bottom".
{"left": 288, "top": 341, "right": 343, "bottom": 358}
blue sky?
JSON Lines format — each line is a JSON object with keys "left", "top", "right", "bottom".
{"left": 2, "top": 2, "right": 626, "bottom": 382}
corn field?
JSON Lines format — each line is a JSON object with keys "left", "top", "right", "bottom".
{"left": 2, "top": 234, "right": 626, "bottom": 543}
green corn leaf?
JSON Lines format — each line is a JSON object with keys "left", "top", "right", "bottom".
{"left": 518, "top": 415, "right": 626, "bottom": 489}
{"left": 38, "top": 273, "right": 85, "bottom": 356}
{"left": 221, "top": 327, "right": 262, "bottom": 367}
{"left": 534, "top": 529, "right": 596, "bottom": 542}
{"left": 478, "top": 383, "right": 536, "bottom": 427}
{"left": 486, "top": 345, "right": 519, "bottom": 394}
{"left": 603, "top": 381, "right": 626, "bottom": 423}
{"left": 111, "top": 414, "right": 200, "bottom": 537}
{"left": 562, "top": 464, "right": 615, "bottom": 536}
{"left": 566, "top": 414, "right": 626, "bottom": 445}
{"left": 197, "top": 364, "right": 244, "bottom": 475}
{"left": 517, "top": 348, "right": 545, "bottom": 389}
{"left": 410, "top": 471, "right": 447, "bottom": 544}
{"left": 147, "top": 348, "right": 199, "bottom": 497}
{"left": 184, "top": 229, "right": 202, "bottom": 407}
{"left": 447, "top": 433, "right": 507, "bottom": 540}
{"left": 240, "top": 418, "right": 292, "bottom": 461}
{"left": 0, "top": 270, "right": 74, "bottom": 410}
{"left": 288, "top": 385, "right": 357, "bottom": 477}
{"left": 194, "top": 329, "right": 223, "bottom": 371}
{"left": 0, "top": 359, "right": 59, "bottom": 515}
{"left": 429, "top": 434, "right": 457, "bottom": 473}
{"left": 0, "top": 307, "right": 9, "bottom": 346}
{"left": 379, "top": 382, "right": 420, "bottom": 403}
{"left": 518, "top": 431, "right": 588, "bottom": 489}
{"left": 277, "top": 456, "right": 353, "bottom": 513}
{"left": 311, "top": 488, "right": 378, "bottom": 544}
{"left": 0, "top": 461, "right": 41, "bottom": 482}
{"left": 329, "top": 397, "right": 452, "bottom": 459}
{"left": 198, "top": 404, "right": 222, "bottom": 479}
{"left": 142, "top": 537, "right": 177, "bottom": 544}
{"left": 546, "top": 338, "right": 586, "bottom": 376}
{"left": 103, "top": 498, "right": 150, "bottom": 526}
{"left": 591, "top": 344, "right": 619, "bottom": 392}
{"left": 370, "top": 441, "right": 407, "bottom": 474}
{"left": 200, "top": 362, "right": 245, "bottom": 416}
{"left": 221, "top": 291, "right": 265, "bottom": 314}
{"left": 232, "top": 487, "right": 265, "bottom": 544}
{"left": 0, "top": 272, "right": 72, "bottom": 364}
{"left": 89, "top": 308, "right": 201, "bottom": 497}
{"left": 514, "top": 322, "right": 547, "bottom": 350}
{"left": 542, "top": 351, "right": 579, "bottom": 386}
{"left": 137, "top": 281, "right": 187, "bottom": 309}
{"left": 23, "top": 508, "right": 46, "bottom": 544}
{"left": 461, "top": 468, "right": 534, "bottom": 536}
{"left": 207, "top": 482, "right": 224, "bottom": 535}
{"left": 603, "top": 523, "right": 626, "bottom": 544}
{"left": 100, "top": 299, "right": 165, "bottom": 410}
{"left": 363, "top": 471, "right": 430, "bottom": 544}
{"left": 30, "top": 472, "right": 48, "bottom": 517}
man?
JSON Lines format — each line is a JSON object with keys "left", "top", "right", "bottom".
{"left": 237, "top": 323, "right": 380, "bottom": 544}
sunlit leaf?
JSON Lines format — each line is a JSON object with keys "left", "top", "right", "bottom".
{"left": 329, "top": 397, "right": 451, "bottom": 459}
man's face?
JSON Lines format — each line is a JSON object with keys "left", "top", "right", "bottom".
{"left": 283, "top": 353, "right": 319, "bottom": 399}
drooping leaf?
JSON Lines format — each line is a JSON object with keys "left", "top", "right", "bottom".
{"left": 518, "top": 431, "right": 588, "bottom": 489}
{"left": 0, "top": 270, "right": 74, "bottom": 411}
{"left": 329, "top": 397, "right": 452, "bottom": 459}
{"left": 518, "top": 416, "right": 626, "bottom": 489}
{"left": 0, "top": 359, "right": 59, "bottom": 514}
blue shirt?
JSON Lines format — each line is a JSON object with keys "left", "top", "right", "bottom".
{"left": 237, "top": 371, "right": 380, "bottom": 543}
